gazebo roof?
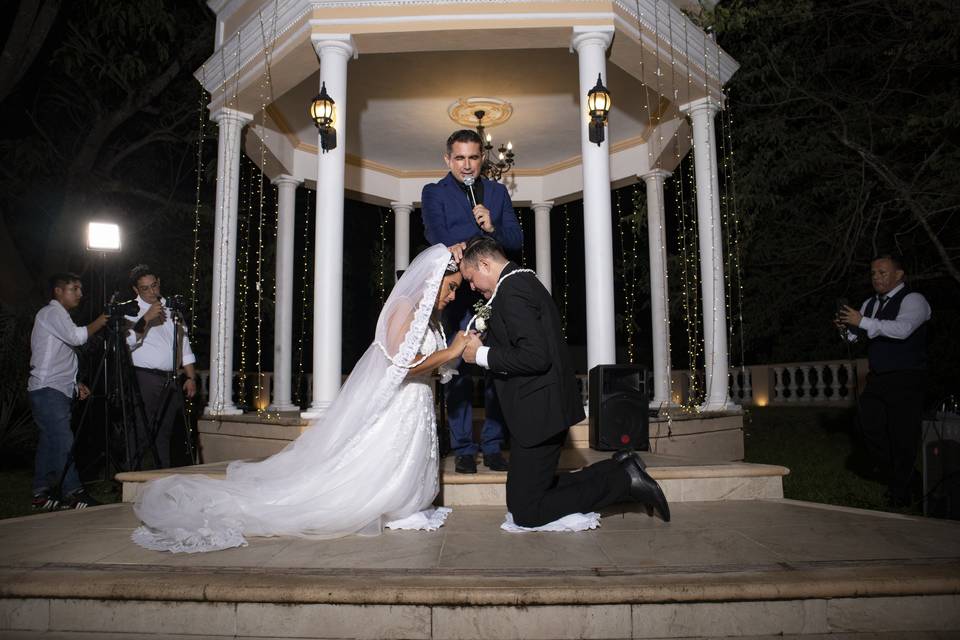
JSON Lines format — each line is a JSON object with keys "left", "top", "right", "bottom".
{"left": 198, "top": 0, "right": 738, "bottom": 204}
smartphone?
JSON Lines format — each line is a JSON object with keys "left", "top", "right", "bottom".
{"left": 835, "top": 297, "right": 850, "bottom": 314}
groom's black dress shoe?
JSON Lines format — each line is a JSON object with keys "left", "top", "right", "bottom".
{"left": 612, "top": 449, "right": 647, "bottom": 469}
{"left": 482, "top": 452, "right": 509, "bottom": 472}
{"left": 455, "top": 455, "right": 477, "bottom": 474}
{"left": 618, "top": 453, "right": 670, "bottom": 522}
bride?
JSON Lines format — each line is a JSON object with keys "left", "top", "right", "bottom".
{"left": 132, "top": 244, "right": 470, "bottom": 553}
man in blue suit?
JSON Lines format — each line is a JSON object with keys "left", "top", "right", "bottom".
{"left": 421, "top": 129, "right": 523, "bottom": 473}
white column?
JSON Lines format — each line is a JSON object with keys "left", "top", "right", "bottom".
{"left": 680, "top": 96, "right": 734, "bottom": 411}
{"left": 391, "top": 201, "right": 412, "bottom": 278}
{"left": 640, "top": 169, "right": 675, "bottom": 410}
{"left": 206, "top": 107, "right": 253, "bottom": 416}
{"left": 303, "top": 35, "right": 356, "bottom": 419}
{"left": 571, "top": 26, "right": 617, "bottom": 369}
{"left": 531, "top": 201, "right": 554, "bottom": 293}
{"left": 268, "top": 174, "right": 302, "bottom": 412}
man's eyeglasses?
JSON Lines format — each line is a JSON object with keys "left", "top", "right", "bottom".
{"left": 137, "top": 281, "right": 160, "bottom": 293}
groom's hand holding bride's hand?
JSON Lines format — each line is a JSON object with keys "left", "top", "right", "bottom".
{"left": 450, "top": 329, "right": 474, "bottom": 357}
{"left": 462, "top": 331, "right": 484, "bottom": 364}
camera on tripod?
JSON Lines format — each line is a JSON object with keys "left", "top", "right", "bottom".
{"left": 164, "top": 294, "right": 187, "bottom": 314}
{"left": 104, "top": 296, "right": 139, "bottom": 319}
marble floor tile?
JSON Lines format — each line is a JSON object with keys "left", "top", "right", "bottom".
{"left": 734, "top": 521, "right": 959, "bottom": 562}
{"left": 438, "top": 506, "right": 506, "bottom": 532}
{"left": 4, "top": 529, "right": 137, "bottom": 565}
{"left": 97, "top": 534, "right": 293, "bottom": 567}
{"left": 263, "top": 529, "right": 445, "bottom": 569}
{"left": 438, "top": 530, "right": 612, "bottom": 569}
{"left": 597, "top": 528, "right": 785, "bottom": 568}
{"left": 40, "top": 504, "right": 142, "bottom": 530}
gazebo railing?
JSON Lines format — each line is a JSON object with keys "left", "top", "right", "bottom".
{"left": 673, "top": 358, "right": 867, "bottom": 407}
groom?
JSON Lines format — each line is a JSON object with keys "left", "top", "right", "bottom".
{"left": 460, "top": 236, "right": 670, "bottom": 527}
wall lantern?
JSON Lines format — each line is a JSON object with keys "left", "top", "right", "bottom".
{"left": 309, "top": 82, "right": 337, "bottom": 152}
{"left": 587, "top": 74, "right": 612, "bottom": 146}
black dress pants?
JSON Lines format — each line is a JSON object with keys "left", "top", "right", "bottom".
{"left": 506, "top": 431, "right": 630, "bottom": 527}
{"left": 858, "top": 370, "right": 925, "bottom": 502}
{"left": 131, "top": 368, "right": 183, "bottom": 469}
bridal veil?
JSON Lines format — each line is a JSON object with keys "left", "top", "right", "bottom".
{"left": 132, "top": 244, "right": 454, "bottom": 552}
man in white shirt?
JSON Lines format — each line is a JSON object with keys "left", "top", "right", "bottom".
{"left": 28, "top": 273, "right": 108, "bottom": 510}
{"left": 837, "top": 254, "right": 932, "bottom": 507}
{"left": 125, "top": 265, "right": 197, "bottom": 469}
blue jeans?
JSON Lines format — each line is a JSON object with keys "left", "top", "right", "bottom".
{"left": 29, "top": 387, "right": 82, "bottom": 496}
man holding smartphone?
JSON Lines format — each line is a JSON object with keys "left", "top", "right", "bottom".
{"left": 836, "top": 254, "right": 931, "bottom": 507}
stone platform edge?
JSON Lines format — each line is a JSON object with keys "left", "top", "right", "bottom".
{"left": 2, "top": 560, "right": 958, "bottom": 607}
{"left": 117, "top": 461, "right": 788, "bottom": 486}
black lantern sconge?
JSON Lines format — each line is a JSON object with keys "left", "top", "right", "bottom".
{"left": 587, "top": 73, "right": 612, "bottom": 146}
{"left": 309, "top": 82, "right": 337, "bottom": 152}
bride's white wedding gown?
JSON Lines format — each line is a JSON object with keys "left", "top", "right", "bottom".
{"left": 132, "top": 244, "right": 454, "bottom": 553}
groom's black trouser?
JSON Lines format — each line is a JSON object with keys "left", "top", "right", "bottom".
{"left": 506, "top": 431, "right": 630, "bottom": 527}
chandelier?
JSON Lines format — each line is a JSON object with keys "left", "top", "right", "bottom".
{"left": 474, "top": 110, "right": 515, "bottom": 181}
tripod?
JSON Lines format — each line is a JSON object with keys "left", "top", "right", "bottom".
{"left": 59, "top": 312, "right": 156, "bottom": 496}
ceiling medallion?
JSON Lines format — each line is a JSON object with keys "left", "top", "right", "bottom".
{"left": 447, "top": 98, "right": 516, "bottom": 181}
{"left": 447, "top": 97, "right": 513, "bottom": 127}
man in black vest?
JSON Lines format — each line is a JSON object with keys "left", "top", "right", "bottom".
{"left": 837, "top": 254, "right": 931, "bottom": 506}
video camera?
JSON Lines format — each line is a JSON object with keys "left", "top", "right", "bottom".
{"left": 104, "top": 294, "right": 140, "bottom": 319}
{"left": 163, "top": 294, "right": 188, "bottom": 314}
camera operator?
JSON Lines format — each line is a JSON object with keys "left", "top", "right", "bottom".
{"left": 28, "top": 273, "right": 108, "bottom": 510}
{"left": 125, "top": 265, "right": 197, "bottom": 469}
{"left": 835, "top": 254, "right": 932, "bottom": 507}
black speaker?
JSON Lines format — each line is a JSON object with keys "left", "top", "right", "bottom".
{"left": 589, "top": 364, "right": 649, "bottom": 451}
{"left": 925, "top": 439, "right": 960, "bottom": 520}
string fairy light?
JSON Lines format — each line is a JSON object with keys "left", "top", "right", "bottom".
{"left": 378, "top": 207, "right": 388, "bottom": 306}
{"left": 615, "top": 188, "right": 636, "bottom": 363}
{"left": 206, "top": 29, "right": 244, "bottom": 414}
{"left": 188, "top": 68, "right": 209, "bottom": 414}
{"left": 249, "top": 2, "right": 280, "bottom": 417}
{"left": 517, "top": 207, "right": 527, "bottom": 268}
{"left": 236, "top": 156, "right": 255, "bottom": 408}
{"left": 561, "top": 203, "right": 571, "bottom": 339}
{"left": 712, "top": 33, "right": 748, "bottom": 390}
{"left": 722, "top": 93, "right": 748, "bottom": 378}
{"left": 294, "top": 189, "right": 313, "bottom": 407}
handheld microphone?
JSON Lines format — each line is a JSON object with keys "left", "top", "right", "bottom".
{"left": 463, "top": 176, "right": 478, "bottom": 209}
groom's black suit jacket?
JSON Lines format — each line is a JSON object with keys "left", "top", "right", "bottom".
{"left": 484, "top": 263, "right": 585, "bottom": 447}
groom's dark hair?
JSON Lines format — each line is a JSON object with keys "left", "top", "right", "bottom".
{"left": 462, "top": 236, "right": 506, "bottom": 266}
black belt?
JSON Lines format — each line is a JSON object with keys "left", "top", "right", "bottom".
{"left": 134, "top": 366, "right": 175, "bottom": 377}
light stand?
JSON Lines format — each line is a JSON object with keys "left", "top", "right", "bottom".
{"left": 85, "top": 222, "right": 122, "bottom": 480}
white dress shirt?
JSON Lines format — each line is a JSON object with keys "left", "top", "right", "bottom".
{"left": 848, "top": 283, "right": 931, "bottom": 342}
{"left": 476, "top": 346, "right": 491, "bottom": 369}
{"left": 125, "top": 296, "right": 196, "bottom": 370}
{"left": 28, "top": 300, "right": 89, "bottom": 397}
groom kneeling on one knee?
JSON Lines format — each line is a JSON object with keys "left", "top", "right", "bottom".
{"left": 458, "top": 236, "right": 670, "bottom": 527}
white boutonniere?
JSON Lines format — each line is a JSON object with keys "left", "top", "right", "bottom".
{"left": 472, "top": 300, "right": 492, "bottom": 332}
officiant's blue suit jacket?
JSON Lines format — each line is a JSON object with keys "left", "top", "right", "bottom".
{"left": 421, "top": 173, "right": 523, "bottom": 255}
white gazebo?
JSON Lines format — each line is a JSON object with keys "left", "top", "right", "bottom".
{"left": 198, "top": 0, "right": 739, "bottom": 425}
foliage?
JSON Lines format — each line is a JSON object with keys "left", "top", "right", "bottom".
{"left": 0, "top": 305, "right": 37, "bottom": 460}
{"left": 0, "top": 0, "right": 216, "bottom": 306}
{"left": 744, "top": 406, "right": 920, "bottom": 515}
{"left": 706, "top": 0, "right": 960, "bottom": 402}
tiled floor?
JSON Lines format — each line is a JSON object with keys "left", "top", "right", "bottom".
{"left": 2, "top": 501, "right": 959, "bottom": 639}
{"left": 1, "top": 499, "right": 958, "bottom": 575}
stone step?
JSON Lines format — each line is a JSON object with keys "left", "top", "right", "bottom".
{"left": 196, "top": 410, "right": 746, "bottom": 467}
{"left": 117, "top": 450, "right": 787, "bottom": 506}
